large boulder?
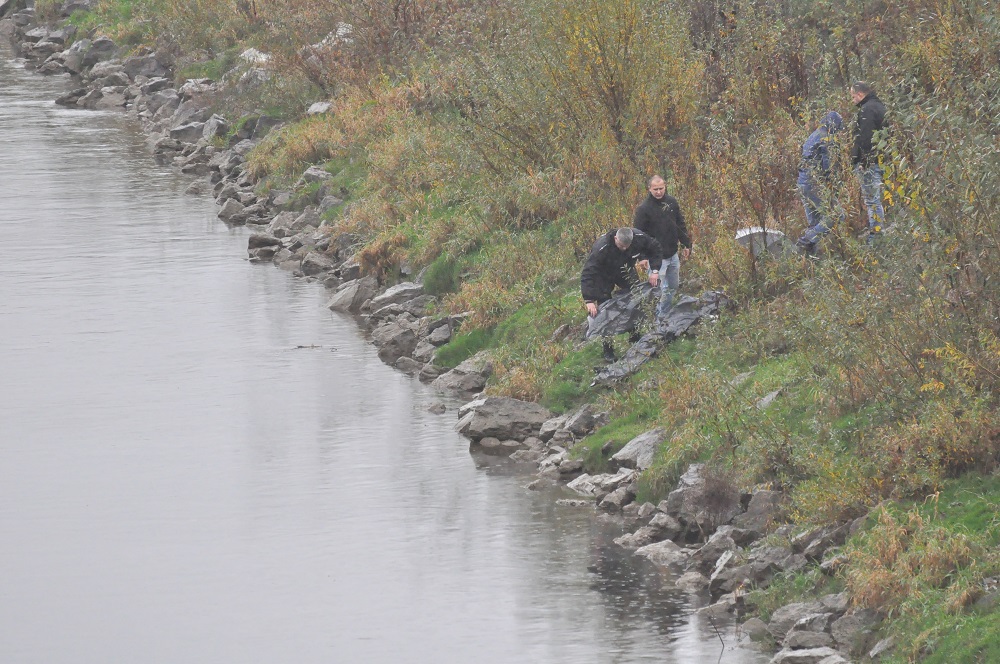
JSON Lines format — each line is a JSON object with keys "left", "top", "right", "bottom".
{"left": 767, "top": 601, "right": 826, "bottom": 642}
{"left": 81, "top": 37, "right": 117, "bottom": 68}
{"left": 122, "top": 53, "right": 169, "bottom": 79}
{"left": 733, "top": 489, "right": 786, "bottom": 532}
{"left": 300, "top": 251, "right": 334, "bottom": 277}
{"left": 371, "top": 320, "right": 418, "bottom": 364}
{"left": 665, "top": 463, "right": 742, "bottom": 532}
{"left": 327, "top": 276, "right": 378, "bottom": 314}
{"left": 431, "top": 351, "right": 493, "bottom": 394}
{"left": 610, "top": 428, "right": 666, "bottom": 470}
{"left": 634, "top": 539, "right": 690, "bottom": 567}
{"left": 830, "top": 609, "right": 881, "bottom": 655}
{"left": 455, "top": 396, "right": 552, "bottom": 442}
{"left": 370, "top": 282, "right": 424, "bottom": 309}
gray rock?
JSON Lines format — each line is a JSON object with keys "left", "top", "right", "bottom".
{"left": 610, "top": 428, "right": 666, "bottom": 471}
{"left": 598, "top": 485, "right": 635, "bottom": 512}
{"left": 869, "top": 636, "right": 895, "bottom": 659}
{"left": 372, "top": 321, "right": 418, "bottom": 364}
{"left": 370, "top": 282, "right": 424, "bottom": 309}
{"left": 741, "top": 617, "right": 771, "bottom": 642}
{"left": 394, "top": 356, "right": 423, "bottom": 375}
{"left": 411, "top": 340, "right": 437, "bottom": 364}
{"left": 830, "top": 609, "right": 880, "bottom": 655}
{"left": 665, "top": 463, "right": 742, "bottom": 531}
{"left": 768, "top": 602, "right": 826, "bottom": 641}
{"left": 757, "top": 389, "right": 782, "bottom": 410}
{"left": 418, "top": 363, "right": 446, "bottom": 382}
{"left": 815, "top": 656, "right": 850, "bottom": 664}
{"left": 697, "top": 594, "right": 737, "bottom": 617}
{"left": 297, "top": 164, "right": 331, "bottom": 186}
{"left": 689, "top": 531, "right": 738, "bottom": 574}
{"left": 769, "top": 648, "right": 842, "bottom": 664}
{"left": 248, "top": 233, "right": 281, "bottom": 250}
{"left": 784, "top": 630, "right": 834, "bottom": 650}
{"left": 475, "top": 437, "right": 523, "bottom": 456}
{"left": 146, "top": 89, "right": 180, "bottom": 115}
{"left": 202, "top": 114, "right": 229, "bottom": 140}
{"left": 326, "top": 276, "right": 378, "bottom": 314}
{"left": 733, "top": 489, "right": 785, "bottom": 532}
{"left": 300, "top": 251, "right": 334, "bottom": 276}
{"left": 538, "top": 416, "right": 567, "bottom": 442}
{"left": 122, "top": 53, "right": 169, "bottom": 79}
{"left": 427, "top": 323, "right": 452, "bottom": 346}
{"left": 81, "top": 37, "right": 117, "bottom": 68}
{"left": 217, "top": 198, "right": 246, "bottom": 223}
{"left": 455, "top": 396, "right": 552, "bottom": 442}
{"left": 139, "top": 76, "right": 172, "bottom": 95}
{"left": 614, "top": 526, "right": 661, "bottom": 550}
{"left": 819, "top": 592, "right": 850, "bottom": 614}
{"left": 307, "top": 101, "right": 331, "bottom": 114}
{"left": 634, "top": 539, "right": 689, "bottom": 567}
{"left": 431, "top": 351, "right": 493, "bottom": 394}
{"left": 676, "top": 571, "right": 710, "bottom": 592}
{"left": 562, "top": 403, "right": 602, "bottom": 437}
{"left": 319, "top": 195, "right": 343, "bottom": 212}
{"left": 565, "top": 474, "right": 599, "bottom": 497}
{"left": 648, "top": 512, "right": 682, "bottom": 540}
{"left": 169, "top": 121, "right": 206, "bottom": 143}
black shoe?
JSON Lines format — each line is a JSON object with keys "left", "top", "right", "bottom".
{"left": 602, "top": 342, "right": 617, "bottom": 363}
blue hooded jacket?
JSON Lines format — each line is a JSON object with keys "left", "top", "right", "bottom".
{"left": 798, "top": 111, "right": 843, "bottom": 185}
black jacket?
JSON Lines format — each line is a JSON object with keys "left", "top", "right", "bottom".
{"left": 851, "top": 93, "right": 887, "bottom": 168}
{"left": 581, "top": 229, "right": 663, "bottom": 303}
{"left": 633, "top": 193, "right": 691, "bottom": 259}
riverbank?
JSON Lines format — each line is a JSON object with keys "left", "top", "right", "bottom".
{"left": 5, "top": 2, "right": 998, "bottom": 662}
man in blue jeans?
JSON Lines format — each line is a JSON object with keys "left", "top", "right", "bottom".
{"left": 796, "top": 111, "right": 845, "bottom": 255}
{"left": 850, "top": 81, "right": 888, "bottom": 243}
{"left": 633, "top": 175, "right": 692, "bottom": 328}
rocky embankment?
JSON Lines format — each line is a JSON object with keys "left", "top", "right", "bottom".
{"left": 3, "top": 5, "right": 886, "bottom": 661}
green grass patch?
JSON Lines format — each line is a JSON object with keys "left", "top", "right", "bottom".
{"left": 433, "top": 328, "right": 494, "bottom": 369}
{"left": 423, "top": 252, "right": 462, "bottom": 296}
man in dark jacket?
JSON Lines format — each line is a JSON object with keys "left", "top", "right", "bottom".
{"left": 850, "top": 82, "right": 888, "bottom": 243}
{"left": 581, "top": 227, "right": 663, "bottom": 361}
{"left": 633, "top": 175, "right": 691, "bottom": 323}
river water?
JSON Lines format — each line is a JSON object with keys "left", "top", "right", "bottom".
{"left": 0, "top": 47, "right": 767, "bottom": 663}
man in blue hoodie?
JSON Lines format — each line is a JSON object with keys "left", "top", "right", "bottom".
{"left": 795, "top": 111, "right": 844, "bottom": 256}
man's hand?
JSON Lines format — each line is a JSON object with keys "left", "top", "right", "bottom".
{"left": 681, "top": 247, "right": 692, "bottom": 259}
{"left": 648, "top": 272, "right": 659, "bottom": 287}
{"left": 586, "top": 301, "right": 598, "bottom": 317}
{"left": 637, "top": 259, "right": 650, "bottom": 271}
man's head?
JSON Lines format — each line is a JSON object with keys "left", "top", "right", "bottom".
{"left": 647, "top": 175, "right": 666, "bottom": 200}
{"left": 850, "top": 81, "right": 873, "bottom": 104}
{"left": 614, "top": 227, "right": 634, "bottom": 250}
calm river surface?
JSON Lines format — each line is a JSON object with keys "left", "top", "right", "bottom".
{"left": 0, "top": 47, "right": 767, "bottom": 663}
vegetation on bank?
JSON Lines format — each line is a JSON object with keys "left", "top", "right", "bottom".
{"left": 61, "top": 0, "right": 1000, "bottom": 658}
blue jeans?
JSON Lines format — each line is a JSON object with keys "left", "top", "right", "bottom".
{"left": 796, "top": 178, "right": 841, "bottom": 251}
{"left": 656, "top": 254, "right": 680, "bottom": 319}
{"left": 858, "top": 165, "right": 886, "bottom": 243}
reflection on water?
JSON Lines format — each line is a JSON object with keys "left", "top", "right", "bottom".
{"left": 0, "top": 47, "right": 767, "bottom": 663}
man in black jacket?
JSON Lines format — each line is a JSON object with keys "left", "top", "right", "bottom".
{"left": 633, "top": 175, "right": 692, "bottom": 323}
{"left": 581, "top": 227, "right": 663, "bottom": 361}
{"left": 850, "top": 82, "right": 888, "bottom": 243}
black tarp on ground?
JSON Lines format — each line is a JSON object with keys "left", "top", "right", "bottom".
{"left": 591, "top": 291, "right": 726, "bottom": 386}
{"left": 584, "top": 284, "right": 657, "bottom": 340}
